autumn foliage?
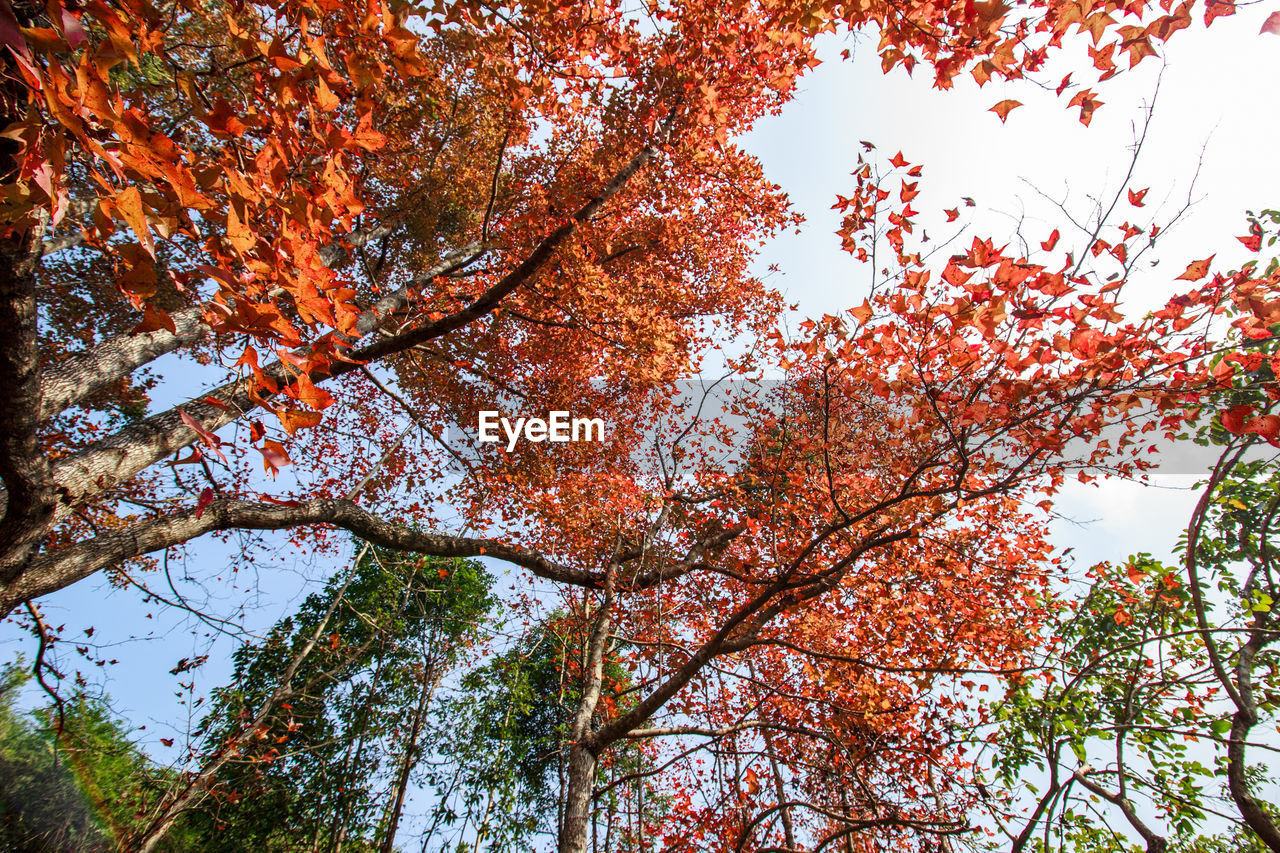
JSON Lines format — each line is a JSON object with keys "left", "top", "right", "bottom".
{"left": 2, "top": 0, "right": 1280, "bottom": 850}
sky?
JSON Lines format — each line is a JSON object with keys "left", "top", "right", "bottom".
{"left": 2, "top": 3, "right": 1279, "bottom": 845}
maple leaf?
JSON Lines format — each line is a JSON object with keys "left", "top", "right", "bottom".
{"left": 259, "top": 440, "right": 291, "bottom": 476}
{"left": 195, "top": 488, "right": 214, "bottom": 519}
{"left": 225, "top": 203, "right": 254, "bottom": 255}
{"left": 131, "top": 305, "right": 177, "bottom": 335}
{"left": 1068, "top": 89, "right": 1103, "bottom": 126}
{"left": 315, "top": 76, "right": 340, "bottom": 112}
{"left": 989, "top": 99, "right": 1022, "bottom": 123}
{"left": 889, "top": 151, "right": 909, "bottom": 168}
{"left": 1238, "top": 224, "right": 1263, "bottom": 252}
{"left": 277, "top": 408, "right": 324, "bottom": 436}
{"left": 1204, "top": 0, "right": 1235, "bottom": 24}
{"left": 114, "top": 187, "right": 155, "bottom": 258}
{"left": 1127, "top": 187, "right": 1148, "bottom": 207}
{"left": 1176, "top": 256, "right": 1215, "bottom": 281}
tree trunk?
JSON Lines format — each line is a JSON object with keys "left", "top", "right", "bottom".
{"left": 378, "top": 669, "right": 440, "bottom": 853}
{"left": 557, "top": 568, "right": 615, "bottom": 853}
{"left": 560, "top": 743, "right": 600, "bottom": 853}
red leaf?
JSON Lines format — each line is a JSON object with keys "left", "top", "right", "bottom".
{"left": 889, "top": 151, "right": 908, "bottom": 168}
{"left": 1238, "top": 223, "right": 1263, "bottom": 252}
{"left": 1242, "top": 414, "right": 1280, "bottom": 445}
{"left": 1127, "top": 187, "right": 1148, "bottom": 207}
{"left": 195, "top": 487, "right": 214, "bottom": 519}
{"left": 179, "top": 410, "right": 225, "bottom": 461}
{"left": 1040, "top": 229, "right": 1060, "bottom": 251}
{"left": 944, "top": 208, "right": 959, "bottom": 222}
{"left": 0, "top": 1, "right": 29, "bottom": 60}
{"left": 1262, "top": 11, "right": 1280, "bottom": 34}
{"left": 1221, "top": 404, "right": 1255, "bottom": 434}
{"left": 250, "top": 420, "right": 266, "bottom": 443}
{"left": 1055, "top": 73, "right": 1072, "bottom": 96}
{"left": 59, "top": 8, "right": 87, "bottom": 48}
{"left": 1176, "top": 256, "right": 1214, "bottom": 281}
{"left": 1204, "top": 0, "right": 1234, "bottom": 25}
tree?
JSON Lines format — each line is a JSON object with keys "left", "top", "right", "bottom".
{"left": 0, "top": 664, "right": 202, "bottom": 852}
{"left": 0, "top": 0, "right": 1221, "bottom": 617}
{"left": 130, "top": 544, "right": 494, "bottom": 853}
{"left": 421, "top": 610, "right": 661, "bottom": 852}
{"left": 4, "top": 1, "right": 1279, "bottom": 852}
{"left": 979, "top": 336, "right": 1280, "bottom": 852}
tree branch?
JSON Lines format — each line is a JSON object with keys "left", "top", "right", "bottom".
{"left": 1, "top": 497, "right": 599, "bottom": 616}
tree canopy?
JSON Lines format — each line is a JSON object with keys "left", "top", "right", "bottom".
{"left": 2, "top": 0, "right": 1279, "bottom": 851}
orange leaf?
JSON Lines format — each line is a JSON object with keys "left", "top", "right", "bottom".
{"left": 260, "top": 439, "right": 291, "bottom": 476}
{"left": 1204, "top": 0, "right": 1234, "bottom": 24}
{"left": 226, "top": 202, "right": 254, "bottom": 255}
{"left": 315, "top": 75, "right": 339, "bottom": 112}
{"left": 1176, "top": 256, "right": 1214, "bottom": 281}
{"left": 293, "top": 373, "right": 335, "bottom": 410}
{"left": 1067, "top": 89, "right": 1102, "bottom": 126}
{"left": 277, "top": 407, "right": 324, "bottom": 435}
{"left": 131, "top": 304, "right": 177, "bottom": 334}
{"left": 989, "top": 99, "right": 1022, "bottom": 123}
{"left": 115, "top": 187, "right": 154, "bottom": 257}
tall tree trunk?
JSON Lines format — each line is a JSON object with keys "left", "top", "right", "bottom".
{"left": 379, "top": 669, "right": 441, "bottom": 853}
{"left": 560, "top": 744, "right": 600, "bottom": 853}
{"left": 0, "top": 81, "right": 52, "bottom": 596}
{"left": 557, "top": 567, "right": 615, "bottom": 853}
